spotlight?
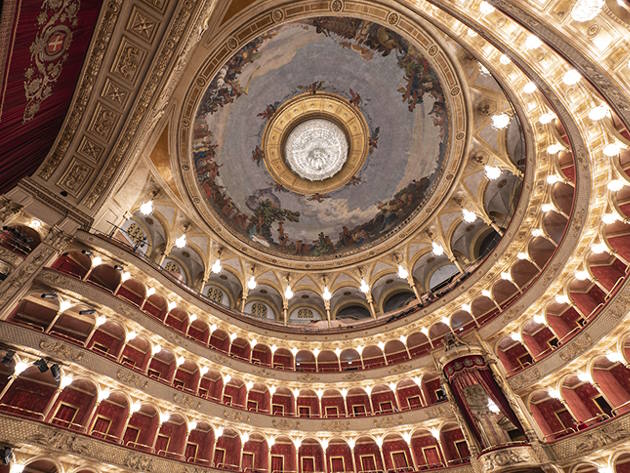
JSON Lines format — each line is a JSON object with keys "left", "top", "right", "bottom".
{"left": 50, "top": 363, "right": 61, "bottom": 382}
{"left": 79, "top": 309, "right": 96, "bottom": 315}
{"left": 1, "top": 351, "right": 15, "bottom": 366}
{"left": 33, "top": 358, "right": 48, "bottom": 372}
{"left": 113, "top": 265, "right": 123, "bottom": 271}
{"left": 0, "top": 445, "right": 13, "bottom": 465}
{"left": 81, "top": 249, "right": 92, "bottom": 256}
{"left": 40, "top": 293, "right": 57, "bottom": 299}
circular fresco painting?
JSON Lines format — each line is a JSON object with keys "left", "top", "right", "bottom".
{"left": 192, "top": 17, "right": 450, "bottom": 258}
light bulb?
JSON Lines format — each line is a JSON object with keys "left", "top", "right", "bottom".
{"left": 547, "top": 388, "right": 561, "bottom": 399}
{"left": 577, "top": 371, "right": 593, "bottom": 384}
{"left": 247, "top": 276, "right": 257, "bottom": 290}
{"left": 491, "top": 113, "right": 510, "bottom": 129}
{"left": 608, "top": 180, "right": 626, "bottom": 191}
{"left": 125, "top": 330, "right": 137, "bottom": 342}
{"left": 533, "top": 314, "right": 546, "bottom": 324}
{"left": 462, "top": 209, "right": 477, "bottom": 223}
{"left": 523, "top": 82, "right": 537, "bottom": 94}
{"left": 499, "top": 54, "right": 511, "bottom": 65}
{"left": 510, "top": 332, "right": 522, "bottom": 342}
{"left": 604, "top": 143, "right": 621, "bottom": 157}
{"left": 211, "top": 259, "right": 222, "bottom": 274}
{"left": 488, "top": 398, "right": 500, "bottom": 414}
{"left": 175, "top": 234, "right": 186, "bottom": 248}
{"left": 95, "top": 315, "right": 107, "bottom": 327}
{"left": 484, "top": 165, "right": 501, "bottom": 180}
{"left": 14, "top": 361, "right": 29, "bottom": 376}
{"left": 606, "top": 350, "right": 623, "bottom": 363}
{"left": 200, "top": 366, "right": 209, "bottom": 375}
{"left": 397, "top": 264, "right": 409, "bottom": 279}
{"left": 429, "top": 427, "right": 440, "bottom": 439}
{"left": 176, "top": 356, "right": 185, "bottom": 366}
{"left": 541, "top": 203, "right": 555, "bottom": 213}
{"left": 481, "top": 289, "right": 492, "bottom": 298}
{"left": 167, "top": 301, "right": 176, "bottom": 311}
{"left": 92, "top": 256, "right": 103, "bottom": 267}
{"left": 539, "top": 112, "right": 556, "bottom": 124}
{"left": 215, "top": 426, "right": 224, "bottom": 437}
{"left": 517, "top": 251, "right": 528, "bottom": 260}
{"left": 461, "top": 303, "right": 472, "bottom": 313}
{"left": 121, "top": 271, "right": 131, "bottom": 282}
{"left": 139, "top": 200, "right": 153, "bottom": 215}
{"left": 602, "top": 212, "right": 620, "bottom": 224}
{"left": 547, "top": 175, "right": 561, "bottom": 185}
{"left": 223, "top": 374, "right": 232, "bottom": 384}
{"left": 159, "top": 412, "right": 171, "bottom": 423}
{"left": 589, "top": 104, "right": 609, "bottom": 121}
{"left": 555, "top": 294, "right": 569, "bottom": 304}
{"left": 432, "top": 241, "right": 444, "bottom": 255}
{"left": 531, "top": 229, "right": 544, "bottom": 237}
{"left": 246, "top": 381, "right": 254, "bottom": 390}
{"left": 525, "top": 35, "right": 542, "bottom": 49}
{"left": 591, "top": 242, "right": 608, "bottom": 254}
{"left": 547, "top": 143, "right": 564, "bottom": 155}
{"left": 322, "top": 286, "right": 332, "bottom": 301}
{"left": 131, "top": 400, "right": 141, "bottom": 413}
{"left": 188, "top": 420, "right": 198, "bottom": 431}
{"left": 479, "top": 1, "right": 495, "bottom": 14}
{"left": 98, "top": 388, "right": 111, "bottom": 402}
{"left": 151, "top": 344, "right": 161, "bottom": 355}
{"left": 59, "top": 299, "right": 73, "bottom": 313}
{"left": 575, "top": 270, "right": 589, "bottom": 280}
{"left": 285, "top": 285, "right": 294, "bottom": 300}
{"left": 189, "top": 314, "right": 197, "bottom": 322}
{"left": 563, "top": 69, "right": 582, "bottom": 85}
{"left": 571, "top": 0, "right": 604, "bottom": 22}
{"left": 60, "top": 374, "right": 73, "bottom": 389}
{"left": 146, "top": 287, "right": 156, "bottom": 297}
{"left": 359, "top": 279, "right": 370, "bottom": 294}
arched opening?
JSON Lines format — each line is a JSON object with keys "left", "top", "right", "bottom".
{"left": 346, "top": 388, "right": 371, "bottom": 417}
{"left": 47, "top": 378, "right": 98, "bottom": 431}
{"left": 123, "top": 403, "right": 159, "bottom": 452}
{"left": 88, "top": 319, "right": 125, "bottom": 360}
{"left": 371, "top": 384, "right": 398, "bottom": 415}
{"left": 297, "top": 389, "right": 320, "bottom": 418}
{"left": 156, "top": 412, "right": 187, "bottom": 459}
{"left": 0, "top": 365, "right": 57, "bottom": 419}
{"left": 272, "top": 387, "right": 294, "bottom": 417}
{"left": 247, "top": 383, "right": 270, "bottom": 413}
{"left": 320, "top": 389, "right": 345, "bottom": 418}
{"left": 89, "top": 390, "right": 129, "bottom": 442}
{"left": 298, "top": 438, "right": 324, "bottom": 473}
{"left": 186, "top": 421, "right": 214, "bottom": 465}
{"left": 382, "top": 433, "right": 413, "bottom": 470}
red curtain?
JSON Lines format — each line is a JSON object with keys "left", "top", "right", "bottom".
{"left": 0, "top": 0, "right": 103, "bottom": 193}
{"left": 444, "top": 355, "right": 525, "bottom": 449}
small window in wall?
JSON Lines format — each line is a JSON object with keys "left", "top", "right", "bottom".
{"left": 125, "top": 222, "right": 147, "bottom": 248}
{"left": 297, "top": 308, "right": 313, "bottom": 319}
{"left": 207, "top": 286, "right": 224, "bottom": 304}
{"left": 251, "top": 302, "right": 268, "bottom": 318}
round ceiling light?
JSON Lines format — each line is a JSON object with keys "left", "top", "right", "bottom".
{"left": 284, "top": 118, "right": 348, "bottom": 181}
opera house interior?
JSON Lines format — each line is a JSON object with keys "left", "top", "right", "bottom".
{"left": 1, "top": 0, "right": 630, "bottom": 472}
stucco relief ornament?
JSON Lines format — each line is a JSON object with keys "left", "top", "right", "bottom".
{"left": 23, "top": 0, "right": 79, "bottom": 122}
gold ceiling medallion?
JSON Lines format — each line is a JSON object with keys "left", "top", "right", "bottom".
{"left": 261, "top": 92, "right": 370, "bottom": 196}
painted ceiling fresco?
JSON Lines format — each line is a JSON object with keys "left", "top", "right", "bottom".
{"left": 192, "top": 17, "right": 449, "bottom": 258}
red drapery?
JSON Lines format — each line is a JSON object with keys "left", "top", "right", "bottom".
{"left": 0, "top": 0, "right": 103, "bottom": 193}
{"left": 444, "top": 355, "right": 525, "bottom": 449}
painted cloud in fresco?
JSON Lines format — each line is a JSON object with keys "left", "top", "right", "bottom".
{"left": 192, "top": 17, "right": 448, "bottom": 257}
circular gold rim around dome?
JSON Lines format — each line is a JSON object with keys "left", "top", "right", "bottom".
{"left": 261, "top": 92, "right": 370, "bottom": 196}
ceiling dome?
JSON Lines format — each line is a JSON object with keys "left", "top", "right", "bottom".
{"left": 191, "top": 17, "right": 462, "bottom": 261}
